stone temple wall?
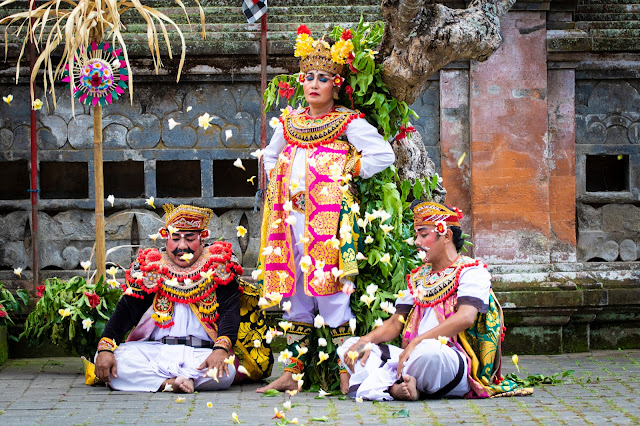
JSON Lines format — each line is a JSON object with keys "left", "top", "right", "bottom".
{"left": 0, "top": 79, "right": 440, "bottom": 277}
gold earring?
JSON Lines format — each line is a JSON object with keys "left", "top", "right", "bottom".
{"left": 333, "top": 92, "right": 339, "bottom": 100}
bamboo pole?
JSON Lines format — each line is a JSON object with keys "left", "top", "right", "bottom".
{"left": 93, "top": 104, "right": 106, "bottom": 281}
{"left": 29, "top": 0, "right": 39, "bottom": 290}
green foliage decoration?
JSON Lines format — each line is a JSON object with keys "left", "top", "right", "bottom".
{"left": 20, "top": 276, "right": 122, "bottom": 358}
{"left": 0, "top": 282, "right": 29, "bottom": 338}
{"left": 263, "top": 17, "right": 418, "bottom": 142}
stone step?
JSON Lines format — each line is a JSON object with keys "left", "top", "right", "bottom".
{"left": 576, "top": 3, "right": 640, "bottom": 13}
{"left": 575, "top": 12, "right": 640, "bottom": 21}
{"left": 590, "top": 28, "right": 640, "bottom": 38}
{"left": 578, "top": 0, "right": 640, "bottom": 4}
{"left": 576, "top": 20, "right": 640, "bottom": 30}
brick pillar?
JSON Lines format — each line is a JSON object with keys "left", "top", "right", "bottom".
{"left": 469, "top": 11, "right": 550, "bottom": 264}
{"left": 548, "top": 69, "right": 577, "bottom": 263}
{"left": 440, "top": 69, "right": 472, "bottom": 249}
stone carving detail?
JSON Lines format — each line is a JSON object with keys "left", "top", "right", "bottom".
{"left": 575, "top": 80, "right": 640, "bottom": 262}
{"left": 576, "top": 80, "right": 640, "bottom": 145}
{"left": 577, "top": 204, "right": 640, "bottom": 262}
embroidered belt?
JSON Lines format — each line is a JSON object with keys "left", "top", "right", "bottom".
{"left": 161, "top": 336, "right": 214, "bottom": 348}
{"left": 290, "top": 192, "right": 305, "bottom": 213}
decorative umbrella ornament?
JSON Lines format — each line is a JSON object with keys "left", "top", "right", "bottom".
{"left": 62, "top": 41, "right": 128, "bottom": 107}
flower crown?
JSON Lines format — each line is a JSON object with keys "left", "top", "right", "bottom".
{"left": 295, "top": 25, "right": 354, "bottom": 75}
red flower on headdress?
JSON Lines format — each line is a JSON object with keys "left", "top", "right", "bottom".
{"left": 433, "top": 220, "right": 447, "bottom": 236}
{"left": 396, "top": 124, "right": 417, "bottom": 142}
{"left": 297, "top": 73, "right": 306, "bottom": 84}
{"left": 341, "top": 29, "right": 353, "bottom": 41}
{"left": 278, "top": 81, "right": 295, "bottom": 100}
{"left": 36, "top": 285, "right": 46, "bottom": 298}
{"left": 454, "top": 207, "right": 464, "bottom": 220}
{"left": 84, "top": 291, "right": 100, "bottom": 308}
{"left": 345, "top": 85, "right": 354, "bottom": 107}
{"left": 333, "top": 74, "right": 344, "bottom": 88}
{"left": 297, "top": 25, "right": 311, "bottom": 36}
{"left": 347, "top": 51, "right": 358, "bottom": 74}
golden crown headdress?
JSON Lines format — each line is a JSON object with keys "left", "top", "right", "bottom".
{"left": 162, "top": 204, "right": 213, "bottom": 231}
{"left": 412, "top": 202, "right": 463, "bottom": 228}
{"left": 295, "top": 25, "right": 352, "bottom": 75}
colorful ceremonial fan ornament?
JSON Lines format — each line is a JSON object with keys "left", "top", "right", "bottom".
{"left": 62, "top": 41, "right": 128, "bottom": 107}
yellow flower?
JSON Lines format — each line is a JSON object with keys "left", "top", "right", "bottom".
{"left": 365, "top": 49, "right": 378, "bottom": 59}
{"left": 318, "top": 351, "right": 329, "bottom": 364}
{"left": 380, "top": 253, "right": 391, "bottom": 265}
{"left": 198, "top": 112, "right": 213, "bottom": 129}
{"left": 360, "top": 294, "right": 375, "bottom": 307}
{"left": 355, "top": 396, "right": 364, "bottom": 403}
{"left": 283, "top": 400, "right": 292, "bottom": 412}
{"left": 176, "top": 396, "right": 185, "bottom": 403}
{"left": 206, "top": 402, "right": 213, "bottom": 408}
{"left": 233, "top": 158, "right": 246, "bottom": 171}
{"left": 438, "top": 336, "right": 448, "bottom": 345}
{"left": 282, "top": 301, "right": 292, "bottom": 313}
{"left": 286, "top": 389, "right": 298, "bottom": 397}
{"left": 232, "top": 412, "right": 240, "bottom": 423}
{"left": 512, "top": 354, "right": 520, "bottom": 372}
{"left": 330, "top": 39, "right": 353, "bottom": 64}
{"left": 224, "top": 354, "right": 236, "bottom": 364}
{"left": 347, "top": 351, "right": 359, "bottom": 361}
{"left": 237, "top": 365, "right": 249, "bottom": 375}
{"left": 145, "top": 196, "right": 156, "bottom": 209}
{"left": 325, "top": 236, "right": 340, "bottom": 250}
{"left": 59, "top": 308, "right": 72, "bottom": 318}
{"left": 32, "top": 98, "right": 43, "bottom": 110}
{"left": 106, "top": 266, "right": 118, "bottom": 277}
{"left": 80, "top": 261, "right": 91, "bottom": 271}
{"left": 294, "top": 33, "right": 314, "bottom": 58}
{"left": 267, "top": 292, "right": 283, "bottom": 305}
{"left": 373, "top": 318, "right": 383, "bottom": 328}
{"left": 206, "top": 367, "right": 219, "bottom": 382}
{"left": 398, "top": 315, "right": 406, "bottom": 324}
{"left": 167, "top": 118, "right": 180, "bottom": 130}
{"left": 3, "top": 94, "right": 13, "bottom": 105}
{"left": 148, "top": 233, "right": 160, "bottom": 242}
{"left": 457, "top": 152, "right": 467, "bottom": 167}
{"left": 291, "top": 373, "right": 304, "bottom": 382}
{"left": 284, "top": 215, "right": 297, "bottom": 226}
{"left": 167, "top": 225, "right": 178, "bottom": 236}
{"left": 247, "top": 176, "right": 256, "bottom": 185}
{"left": 236, "top": 225, "right": 248, "bottom": 237}
{"left": 350, "top": 317, "right": 357, "bottom": 334}
{"left": 269, "top": 117, "right": 280, "bottom": 129}
{"left": 13, "top": 267, "right": 22, "bottom": 277}
{"left": 356, "top": 252, "right": 367, "bottom": 261}
{"left": 278, "top": 349, "right": 293, "bottom": 363}
{"left": 201, "top": 270, "right": 214, "bottom": 282}
{"left": 364, "top": 235, "right": 374, "bottom": 244}
{"left": 180, "top": 253, "right": 193, "bottom": 261}
{"left": 295, "top": 345, "right": 308, "bottom": 356}
{"left": 278, "top": 321, "right": 292, "bottom": 334}
{"left": 380, "top": 224, "right": 394, "bottom": 235}
{"left": 250, "top": 148, "right": 264, "bottom": 160}
{"left": 300, "top": 255, "right": 312, "bottom": 273}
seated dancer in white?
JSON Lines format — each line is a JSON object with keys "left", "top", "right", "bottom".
{"left": 338, "top": 201, "right": 528, "bottom": 401}
{"left": 95, "top": 204, "right": 248, "bottom": 393}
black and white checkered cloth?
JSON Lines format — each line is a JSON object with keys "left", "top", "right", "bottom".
{"left": 242, "top": 0, "right": 267, "bottom": 24}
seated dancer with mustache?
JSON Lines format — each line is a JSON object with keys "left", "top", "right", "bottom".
{"left": 338, "top": 201, "right": 529, "bottom": 400}
{"left": 94, "top": 204, "right": 272, "bottom": 392}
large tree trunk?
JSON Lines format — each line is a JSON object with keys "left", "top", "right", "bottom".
{"left": 380, "top": 0, "right": 515, "bottom": 105}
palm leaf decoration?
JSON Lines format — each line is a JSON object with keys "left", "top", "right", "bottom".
{"left": 0, "top": 0, "right": 205, "bottom": 112}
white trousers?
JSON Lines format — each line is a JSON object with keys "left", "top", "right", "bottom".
{"left": 283, "top": 215, "right": 353, "bottom": 328}
{"left": 105, "top": 341, "right": 236, "bottom": 392}
{"left": 337, "top": 337, "right": 470, "bottom": 401}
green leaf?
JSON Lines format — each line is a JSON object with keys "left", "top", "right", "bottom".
{"left": 311, "top": 416, "right": 328, "bottom": 422}
{"left": 263, "top": 389, "right": 281, "bottom": 397}
{"left": 392, "top": 409, "right": 410, "bottom": 418}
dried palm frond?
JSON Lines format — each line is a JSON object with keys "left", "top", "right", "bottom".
{"left": 0, "top": 0, "right": 205, "bottom": 112}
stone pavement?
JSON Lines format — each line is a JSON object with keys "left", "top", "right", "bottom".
{"left": 0, "top": 350, "right": 639, "bottom": 425}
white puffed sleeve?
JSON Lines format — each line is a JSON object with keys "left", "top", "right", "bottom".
{"left": 344, "top": 118, "right": 395, "bottom": 178}
{"left": 262, "top": 122, "right": 286, "bottom": 177}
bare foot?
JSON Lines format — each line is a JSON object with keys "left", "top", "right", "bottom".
{"left": 340, "top": 372, "right": 350, "bottom": 395}
{"left": 255, "top": 371, "right": 299, "bottom": 393}
{"left": 161, "top": 376, "right": 195, "bottom": 393}
{"left": 389, "top": 375, "right": 419, "bottom": 401}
